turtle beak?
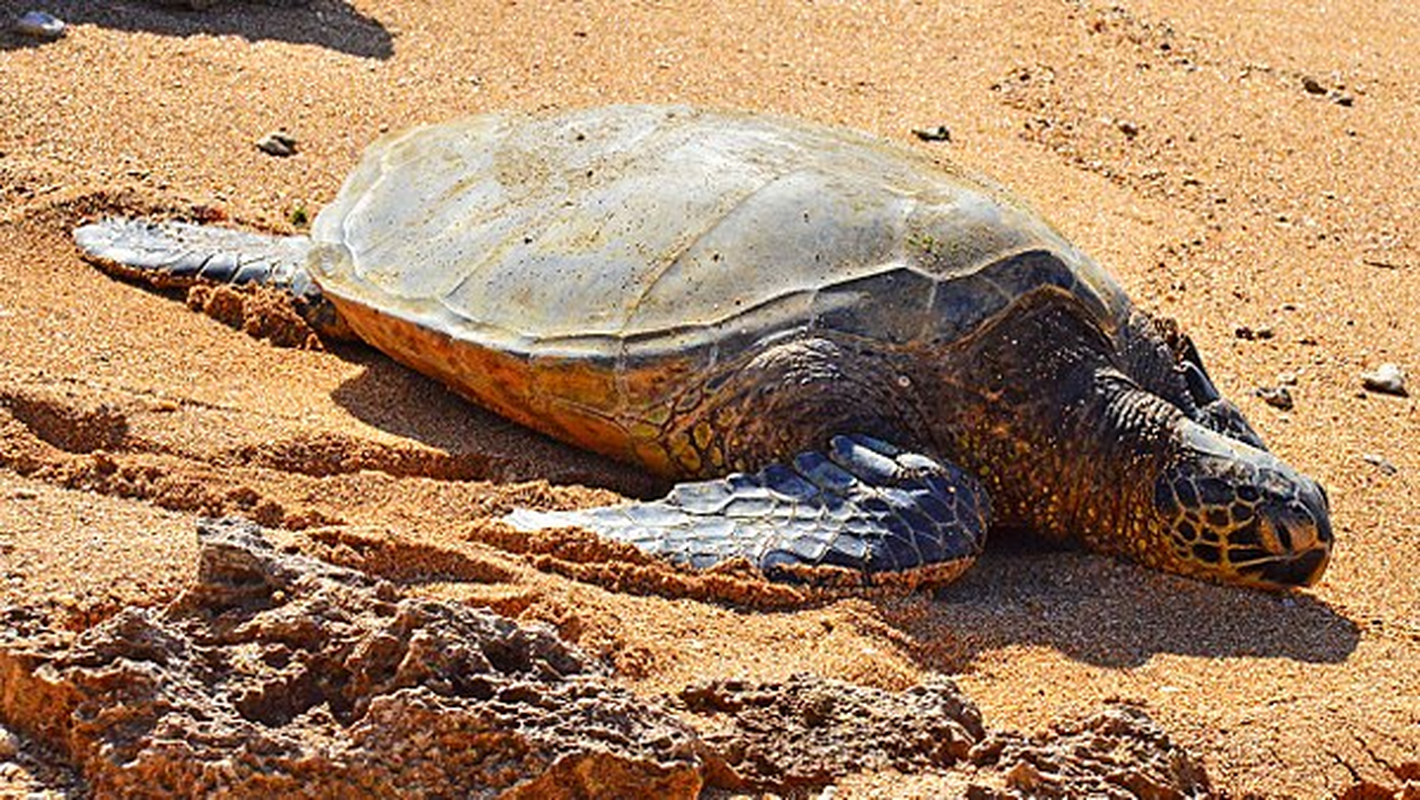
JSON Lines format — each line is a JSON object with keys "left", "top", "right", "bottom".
{"left": 1253, "top": 547, "right": 1329, "bottom": 587}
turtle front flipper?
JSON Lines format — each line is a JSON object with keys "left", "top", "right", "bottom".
{"left": 505, "top": 434, "right": 991, "bottom": 587}
{"left": 73, "top": 217, "right": 348, "bottom": 339}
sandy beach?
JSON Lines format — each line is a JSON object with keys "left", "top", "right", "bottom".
{"left": 1, "top": 0, "right": 1417, "bottom": 795}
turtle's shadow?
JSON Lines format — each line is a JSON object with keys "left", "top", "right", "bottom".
{"left": 328, "top": 347, "right": 665, "bottom": 497}
{"left": 1, "top": 0, "right": 393, "bottom": 59}
{"left": 881, "top": 534, "right": 1360, "bottom": 669}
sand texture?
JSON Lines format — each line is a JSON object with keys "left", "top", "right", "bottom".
{"left": 1, "top": 0, "right": 1417, "bottom": 796}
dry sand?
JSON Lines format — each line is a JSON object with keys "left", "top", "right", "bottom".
{"left": 1, "top": 0, "right": 1417, "bottom": 795}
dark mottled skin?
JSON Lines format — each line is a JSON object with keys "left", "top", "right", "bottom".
{"left": 660, "top": 284, "right": 1331, "bottom": 589}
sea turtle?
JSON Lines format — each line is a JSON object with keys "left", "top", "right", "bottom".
{"left": 74, "top": 104, "right": 1332, "bottom": 590}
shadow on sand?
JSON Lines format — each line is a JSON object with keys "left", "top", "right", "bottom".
{"left": 2, "top": 0, "right": 393, "bottom": 59}
{"left": 328, "top": 350, "right": 665, "bottom": 497}
{"left": 879, "top": 531, "right": 1359, "bottom": 670}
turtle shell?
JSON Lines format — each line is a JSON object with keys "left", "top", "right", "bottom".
{"left": 309, "top": 105, "right": 1131, "bottom": 469}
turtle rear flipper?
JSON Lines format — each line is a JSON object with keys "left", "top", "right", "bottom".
{"left": 505, "top": 434, "right": 991, "bottom": 587}
{"left": 73, "top": 217, "right": 348, "bottom": 339}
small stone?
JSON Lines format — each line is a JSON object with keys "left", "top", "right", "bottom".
{"left": 255, "top": 131, "right": 298, "bottom": 157}
{"left": 912, "top": 125, "right": 951, "bottom": 142}
{"left": 1116, "top": 119, "right": 1139, "bottom": 138}
{"left": 1330, "top": 92, "right": 1354, "bottom": 107}
{"left": 15, "top": 10, "right": 65, "bottom": 40}
{"left": 1234, "top": 325, "right": 1274, "bottom": 341}
{"left": 1277, "top": 371, "right": 1299, "bottom": 386}
{"left": 1254, "top": 386, "right": 1294, "bottom": 411}
{"left": 1360, "top": 363, "right": 1407, "bottom": 396}
{"left": 1302, "top": 75, "right": 1326, "bottom": 95}
{"left": 1362, "top": 453, "right": 1398, "bottom": 475}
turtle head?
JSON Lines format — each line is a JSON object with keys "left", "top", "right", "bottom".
{"left": 1103, "top": 309, "right": 1331, "bottom": 589}
{"left": 1148, "top": 418, "right": 1332, "bottom": 589}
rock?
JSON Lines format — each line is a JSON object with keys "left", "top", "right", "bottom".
{"left": 1255, "top": 385, "right": 1294, "bottom": 410}
{"left": 1302, "top": 75, "right": 1326, "bottom": 95}
{"left": 0, "top": 518, "right": 702, "bottom": 798}
{"left": 912, "top": 124, "right": 952, "bottom": 142}
{"left": 1277, "top": 371, "right": 1299, "bottom": 386}
{"left": 1362, "top": 453, "right": 1399, "bottom": 476}
{"left": 1361, "top": 363, "right": 1407, "bottom": 396}
{"left": 679, "top": 674, "right": 984, "bottom": 791}
{"left": 967, "top": 705, "right": 1212, "bottom": 799}
{"left": 677, "top": 678, "right": 1211, "bottom": 797}
{"left": 255, "top": 130, "right": 298, "bottom": 157}
{"left": 0, "top": 518, "right": 1218, "bottom": 797}
{"left": 1116, "top": 119, "right": 1139, "bottom": 138}
{"left": 1234, "top": 324, "right": 1274, "bottom": 341}
{"left": 15, "top": 10, "right": 65, "bottom": 40}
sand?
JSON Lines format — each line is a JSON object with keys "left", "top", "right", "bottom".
{"left": 1, "top": 0, "right": 1416, "bottom": 795}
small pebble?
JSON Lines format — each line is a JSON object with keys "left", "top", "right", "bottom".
{"left": 1254, "top": 386, "right": 1294, "bottom": 411}
{"left": 1116, "top": 119, "right": 1139, "bottom": 138}
{"left": 1234, "top": 324, "right": 1274, "bottom": 341}
{"left": 1302, "top": 75, "right": 1326, "bottom": 95}
{"left": 255, "top": 130, "right": 298, "bottom": 157}
{"left": 1362, "top": 453, "right": 1398, "bottom": 476}
{"left": 1360, "top": 363, "right": 1407, "bottom": 396}
{"left": 911, "top": 124, "right": 951, "bottom": 142}
{"left": 15, "top": 10, "right": 65, "bottom": 40}
{"left": 1277, "top": 371, "right": 1299, "bottom": 386}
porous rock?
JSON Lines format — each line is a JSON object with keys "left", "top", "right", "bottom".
{"left": 0, "top": 518, "right": 1217, "bottom": 797}
{"left": 676, "top": 676, "right": 1212, "bottom": 797}
{"left": 0, "top": 518, "right": 701, "bottom": 798}
{"left": 967, "top": 704, "right": 1213, "bottom": 799}
{"left": 679, "top": 673, "right": 985, "bottom": 790}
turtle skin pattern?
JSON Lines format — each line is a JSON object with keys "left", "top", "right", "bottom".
{"left": 507, "top": 435, "right": 991, "bottom": 586}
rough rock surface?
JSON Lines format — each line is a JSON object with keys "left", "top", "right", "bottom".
{"left": 967, "top": 705, "right": 1213, "bottom": 799}
{"left": 678, "top": 674, "right": 985, "bottom": 790}
{"left": 0, "top": 517, "right": 1219, "bottom": 797}
{"left": 677, "top": 674, "right": 1212, "bottom": 797}
{"left": 0, "top": 518, "right": 702, "bottom": 798}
